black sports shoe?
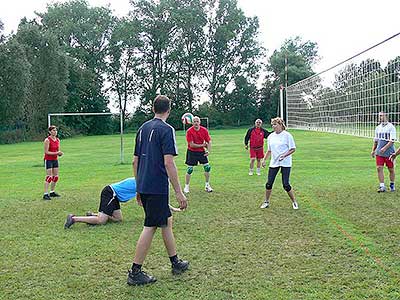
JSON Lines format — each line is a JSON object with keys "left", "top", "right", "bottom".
{"left": 64, "top": 214, "right": 75, "bottom": 229}
{"left": 43, "top": 194, "right": 51, "bottom": 200}
{"left": 172, "top": 259, "right": 189, "bottom": 275}
{"left": 127, "top": 269, "right": 156, "bottom": 286}
{"left": 50, "top": 192, "right": 60, "bottom": 197}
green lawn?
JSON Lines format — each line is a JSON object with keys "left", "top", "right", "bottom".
{"left": 0, "top": 129, "right": 399, "bottom": 300}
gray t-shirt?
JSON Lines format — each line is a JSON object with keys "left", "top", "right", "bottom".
{"left": 374, "top": 122, "right": 396, "bottom": 157}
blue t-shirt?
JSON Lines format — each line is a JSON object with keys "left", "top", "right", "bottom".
{"left": 134, "top": 118, "right": 178, "bottom": 194}
{"left": 110, "top": 178, "right": 136, "bottom": 202}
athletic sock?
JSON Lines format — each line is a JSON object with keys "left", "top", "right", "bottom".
{"left": 169, "top": 254, "right": 178, "bottom": 264}
{"left": 256, "top": 168, "right": 260, "bottom": 172}
{"left": 380, "top": 183, "right": 385, "bottom": 188}
{"left": 131, "top": 263, "right": 142, "bottom": 273}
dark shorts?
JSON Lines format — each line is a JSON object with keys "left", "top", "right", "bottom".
{"left": 185, "top": 149, "right": 209, "bottom": 166}
{"left": 99, "top": 185, "right": 120, "bottom": 216}
{"left": 45, "top": 160, "right": 59, "bottom": 169}
{"left": 140, "top": 193, "right": 171, "bottom": 227}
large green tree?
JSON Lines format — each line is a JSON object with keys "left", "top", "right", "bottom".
{"left": 0, "top": 37, "right": 31, "bottom": 135}
{"left": 205, "top": 0, "right": 263, "bottom": 107}
{"left": 39, "top": 0, "right": 115, "bottom": 134}
{"left": 16, "top": 22, "right": 68, "bottom": 134}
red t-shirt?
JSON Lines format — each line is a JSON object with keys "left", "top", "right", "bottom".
{"left": 250, "top": 128, "right": 265, "bottom": 149}
{"left": 186, "top": 126, "right": 211, "bottom": 152}
{"left": 44, "top": 137, "right": 60, "bottom": 160}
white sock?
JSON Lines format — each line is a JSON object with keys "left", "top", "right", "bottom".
{"left": 50, "top": 190, "right": 54, "bottom": 193}
{"left": 256, "top": 168, "right": 260, "bottom": 172}
{"left": 185, "top": 184, "right": 189, "bottom": 188}
{"left": 205, "top": 182, "right": 209, "bottom": 187}
{"left": 380, "top": 183, "right": 385, "bottom": 188}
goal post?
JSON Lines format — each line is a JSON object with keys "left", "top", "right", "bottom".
{"left": 48, "top": 112, "right": 125, "bottom": 164}
{"left": 286, "top": 32, "right": 400, "bottom": 142}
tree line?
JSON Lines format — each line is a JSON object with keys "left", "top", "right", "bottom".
{"left": 0, "top": 0, "right": 319, "bottom": 143}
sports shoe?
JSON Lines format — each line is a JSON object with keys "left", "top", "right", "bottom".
{"left": 43, "top": 194, "right": 51, "bottom": 200}
{"left": 205, "top": 185, "right": 213, "bottom": 193}
{"left": 50, "top": 192, "right": 60, "bottom": 197}
{"left": 172, "top": 259, "right": 189, "bottom": 275}
{"left": 183, "top": 186, "right": 190, "bottom": 194}
{"left": 390, "top": 183, "right": 395, "bottom": 192}
{"left": 292, "top": 201, "right": 299, "bottom": 210}
{"left": 64, "top": 214, "right": 75, "bottom": 229}
{"left": 256, "top": 170, "right": 261, "bottom": 176}
{"left": 248, "top": 170, "right": 254, "bottom": 176}
{"left": 260, "top": 200, "right": 270, "bottom": 209}
{"left": 127, "top": 269, "right": 156, "bottom": 286}
{"left": 377, "top": 186, "right": 386, "bottom": 193}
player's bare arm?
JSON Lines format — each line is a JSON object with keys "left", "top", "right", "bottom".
{"left": 164, "top": 154, "right": 187, "bottom": 210}
{"left": 279, "top": 148, "right": 296, "bottom": 161}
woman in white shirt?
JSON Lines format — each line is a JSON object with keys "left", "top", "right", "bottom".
{"left": 260, "top": 117, "right": 299, "bottom": 210}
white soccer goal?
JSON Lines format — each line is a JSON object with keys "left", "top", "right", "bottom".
{"left": 286, "top": 32, "right": 400, "bottom": 141}
{"left": 48, "top": 112, "right": 126, "bottom": 163}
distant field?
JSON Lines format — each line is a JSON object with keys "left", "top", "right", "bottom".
{"left": 0, "top": 129, "right": 399, "bottom": 300}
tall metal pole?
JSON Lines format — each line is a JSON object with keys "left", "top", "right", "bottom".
{"left": 120, "top": 108, "right": 124, "bottom": 164}
{"left": 284, "top": 53, "right": 288, "bottom": 126}
{"left": 279, "top": 85, "right": 284, "bottom": 119}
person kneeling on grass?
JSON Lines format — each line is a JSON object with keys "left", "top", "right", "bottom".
{"left": 64, "top": 177, "right": 181, "bottom": 229}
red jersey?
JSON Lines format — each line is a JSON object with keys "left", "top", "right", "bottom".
{"left": 244, "top": 127, "right": 269, "bottom": 150}
{"left": 186, "top": 126, "right": 211, "bottom": 152}
{"left": 44, "top": 137, "right": 60, "bottom": 160}
{"left": 250, "top": 128, "right": 265, "bottom": 149}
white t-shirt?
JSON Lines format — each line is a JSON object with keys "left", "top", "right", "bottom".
{"left": 374, "top": 122, "right": 396, "bottom": 157}
{"left": 267, "top": 131, "right": 296, "bottom": 167}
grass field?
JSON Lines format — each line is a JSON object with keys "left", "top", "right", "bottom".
{"left": 0, "top": 128, "right": 399, "bottom": 300}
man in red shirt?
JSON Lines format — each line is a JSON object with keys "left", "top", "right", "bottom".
{"left": 184, "top": 116, "right": 213, "bottom": 193}
{"left": 244, "top": 119, "right": 270, "bottom": 176}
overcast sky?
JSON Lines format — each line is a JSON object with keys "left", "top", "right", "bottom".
{"left": 1, "top": 0, "right": 399, "bottom": 73}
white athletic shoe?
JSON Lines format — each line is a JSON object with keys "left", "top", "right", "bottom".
{"left": 292, "top": 201, "right": 299, "bottom": 210}
{"left": 205, "top": 185, "right": 213, "bottom": 193}
{"left": 248, "top": 171, "right": 254, "bottom": 176}
{"left": 256, "top": 170, "right": 261, "bottom": 176}
{"left": 260, "top": 200, "right": 270, "bottom": 209}
{"left": 183, "top": 186, "right": 190, "bottom": 194}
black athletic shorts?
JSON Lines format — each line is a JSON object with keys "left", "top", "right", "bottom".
{"left": 99, "top": 185, "right": 120, "bottom": 216}
{"left": 140, "top": 193, "right": 171, "bottom": 227}
{"left": 45, "top": 160, "right": 59, "bottom": 169}
{"left": 185, "top": 149, "right": 209, "bottom": 166}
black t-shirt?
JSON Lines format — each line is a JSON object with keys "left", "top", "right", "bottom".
{"left": 134, "top": 118, "right": 178, "bottom": 194}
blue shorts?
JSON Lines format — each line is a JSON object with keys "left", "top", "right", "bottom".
{"left": 140, "top": 193, "right": 171, "bottom": 227}
{"left": 45, "top": 160, "right": 59, "bottom": 169}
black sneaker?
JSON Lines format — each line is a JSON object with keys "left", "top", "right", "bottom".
{"left": 43, "top": 194, "right": 51, "bottom": 201}
{"left": 64, "top": 214, "right": 75, "bottom": 229}
{"left": 127, "top": 269, "right": 156, "bottom": 286}
{"left": 50, "top": 192, "right": 60, "bottom": 197}
{"left": 172, "top": 259, "right": 189, "bottom": 275}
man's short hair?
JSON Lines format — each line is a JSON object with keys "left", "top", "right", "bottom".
{"left": 153, "top": 95, "right": 171, "bottom": 114}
